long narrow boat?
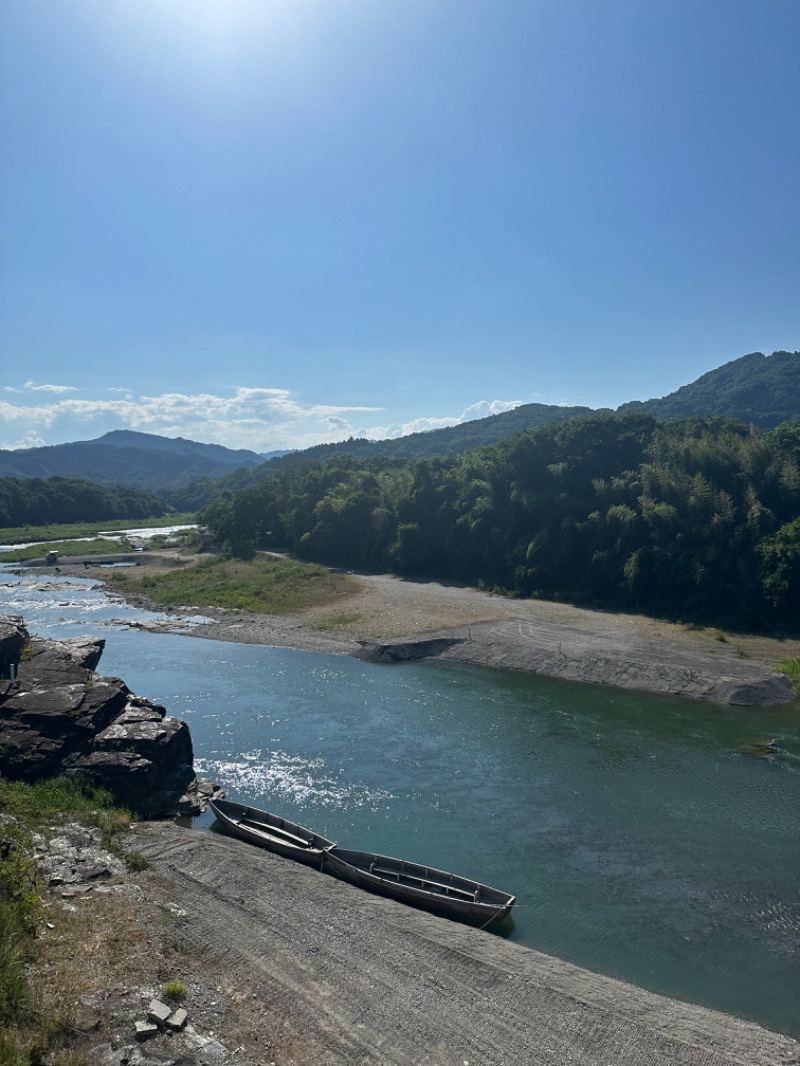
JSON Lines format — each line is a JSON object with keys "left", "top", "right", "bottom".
{"left": 323, "top": 847, "right": 515, "bottom": 924}
{"left": 209, "top": 798, "right": 334, "bottom": 868}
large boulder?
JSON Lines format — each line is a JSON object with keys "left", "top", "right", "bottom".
{"left": 0, "top": 615, "right": 28, "bottom": 678}
{"left": 0, "top": 615, "right": 214, "bottom": 817}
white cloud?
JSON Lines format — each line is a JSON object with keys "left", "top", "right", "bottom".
{"left": 461, "top": 400, "right": 523, "bottom": 421}
{"left": 359, "top": 399, "right": 524, "bottom": 441}
{"left": 1, "top": 430, "right": 46, "bottom": 451}
{"left": 23, "top": 380, "right": 78, "bottom": 394}
{"left": 0, "top": 388, "right": 524, "bottom": 452}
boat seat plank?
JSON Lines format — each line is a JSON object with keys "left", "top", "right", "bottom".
{"left": 239, "top": 819, "right": 313, "bottom": 848}
{"left": 370, "top": 865, "right": 479, "bottom": 901}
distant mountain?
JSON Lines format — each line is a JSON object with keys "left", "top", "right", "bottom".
{"left": 259, "top": 449, "right": 295, "bottom": 461}
{"left": 616, "top": 350, "right": 800, "bottom": 428}
{"left": 0, "top": 430, "right": 264, "bottom": 504}
{"left": 162, "top": 403, "right": 597, "bottom": 507}
{"left": 99, "top": 430, "right": 264, "bottom": 466}
{"left": 256, "top": 402, "right": 596, "bottom": 477}
{"left": 1, "top": 349, "right": 797, "bottom": 513}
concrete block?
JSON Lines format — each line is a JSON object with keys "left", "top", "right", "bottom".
{"left": 135, "top": 1020, "right": 159, "bottom": 1041}
{"left": 147, "top": 999, "right": 172, "bottom": 1025}
{"left": 166, "top": 1007, "right": 188, "bottom": 1031}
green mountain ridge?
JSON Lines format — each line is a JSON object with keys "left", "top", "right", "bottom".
{"left": 197, "top": 349, "right": 799, "bottom": 504}
{"left": 617, "top": 350, "right": 799, "bottom": 426}
{"left": 0, "top": 349, "right": 796, "bottom": 511}
{"left": 0, "top": 430, "right": 264, "bottom": 501}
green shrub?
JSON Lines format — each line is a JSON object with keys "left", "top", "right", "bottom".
{"left": 161, "top": 980, "right": 188, "bottom": 1004}
{"left": 124, "top": 851, "right": 150, "bottom": 872}
{"left": 778, "top": 657, "right": 800, "bottom": 696}
{"left": 0, "top": 777, "right": 115, "bottom": 828}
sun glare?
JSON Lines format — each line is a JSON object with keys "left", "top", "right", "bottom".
{"left": 96, "top": 0, "right": 318, "bottom": 82}
{"left": 154, "top": 0, "right": 307, "bottom": 50}
{"left": 91, "top": 0, "right": 330, "bottom": 104}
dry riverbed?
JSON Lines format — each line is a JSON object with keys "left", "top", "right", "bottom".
{"left": 84, "top": 557, "right": 800, "bottom": 707}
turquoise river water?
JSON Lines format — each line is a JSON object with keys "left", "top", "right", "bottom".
{"left": 2, "top": 564, "right": 799, "bottom": 1037}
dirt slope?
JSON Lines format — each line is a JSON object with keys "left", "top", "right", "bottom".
{"left": 130, "top": 822, "right": 800, "bottom": 1066}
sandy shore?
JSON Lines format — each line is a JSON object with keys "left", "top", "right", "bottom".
{"left": 119, "top": 567, "right": 800, "bottom": 707}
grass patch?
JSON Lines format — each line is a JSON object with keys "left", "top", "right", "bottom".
{"left": 1, "top": 529, "right": 195, "bottom": 562}
{"left": 161, "top": 979, "right": 188, "bottom": 1004}
{"left": 124, "top": 851, "right": 150, "bottom": 872}
{"left": 108, "top": 554, "right": 357, "bottom": 614}
{"left": 0, "top": 515, "right": 196, "bottom": 547}
{"left": 314, "top": 612, "right": 364, "bottom": 633}
{"left": 0, "top": 777, "right": 135, "bottom": 1065}
{"left": 0, "top": 776, "right": 120, "bottom": 830}
{"left": 1, "top": 538, "right": 130, "bottom": 562}
{"left": 778, "top": 657, "right": 800, "bottom": 696}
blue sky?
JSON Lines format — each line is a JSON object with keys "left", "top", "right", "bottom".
{"left": 1, "top": 0, "right": 798, "bottom": 453}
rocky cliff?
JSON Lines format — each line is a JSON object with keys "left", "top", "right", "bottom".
{"left": 0, "top": 615, "right": 218, "bottom": 816}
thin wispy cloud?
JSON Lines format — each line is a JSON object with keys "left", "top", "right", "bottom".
{"left": 0, "top": 387, "right": 525, "bottom": 452}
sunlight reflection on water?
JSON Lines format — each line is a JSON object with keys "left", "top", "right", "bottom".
{"left": 195, "top": 749, "right": 395, "bottom": 809}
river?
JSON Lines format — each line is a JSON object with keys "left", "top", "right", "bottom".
{"left": 2, "top": 562, "right": 799, "bottom": 1038}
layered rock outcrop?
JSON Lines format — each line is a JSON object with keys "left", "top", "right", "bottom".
{"left": 0, "top": 615, "right": 219, "bottom": 816}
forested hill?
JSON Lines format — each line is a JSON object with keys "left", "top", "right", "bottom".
{"left": 257, "top": 349, "right": 800, "bottom": 474}
{"left": 189, "top": 348, "right": 800, "bottom": 503}
{"left": 164, "top": 402, "right": 594, "bottom": 507}
{"left": 0, "top": 431, "right": 264, "bottom": 500}
{"left": 617, "top": 350, "right": 800, "bottom": 427}
{"left": 200, "top": 413, "right": 800, "bottom": 630}
{"left": 262, "top": 402, "right": 595, "bottom": 472}
{"left": 0, "top": 476, "right": 171, "bottom": 527}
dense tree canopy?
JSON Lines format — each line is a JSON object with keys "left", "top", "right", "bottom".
{"left": 618, "top": 350, "right": 800, "bottom": 428}
{"left": 0, "top": 477, "right": 171, "bottom": 528}
{"left": 200, "top": 414, "right": 800, "bottom": 630}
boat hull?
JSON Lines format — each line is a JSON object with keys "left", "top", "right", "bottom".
{"left": 209, "top": 799, "right": 334, "bottom": 867}
{"left": 324, "top": 847, "right": 515, "bottom": 923}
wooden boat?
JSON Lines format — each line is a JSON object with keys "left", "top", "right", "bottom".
{"left": 323, "top": 847, "right": 515, "bottom": 924}
{"left": 209, "top": 798, "right": 334, "bottom": 867}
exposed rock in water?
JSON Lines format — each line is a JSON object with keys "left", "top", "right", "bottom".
{"left": 732, "top": 736, "right": 797, "bottom": 766}
{"left": 0, "top": 614, "right": 221, "bottom": 817}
